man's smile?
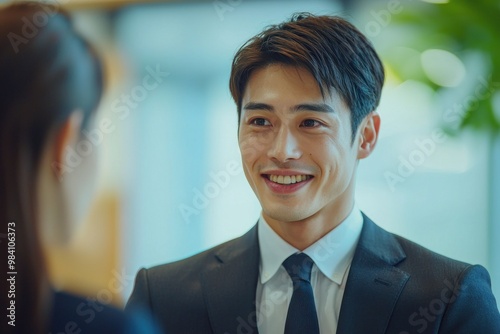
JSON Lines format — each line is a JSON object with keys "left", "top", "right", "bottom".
{"left": 263, "top": 174, "right": 313, "bottom": 185}
{"left": 261, "top": 170, "right": 314, "bottom": 194}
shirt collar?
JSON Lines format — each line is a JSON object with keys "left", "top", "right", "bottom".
{"left": 258, "top": 206, "right": 363, "bottom": 285}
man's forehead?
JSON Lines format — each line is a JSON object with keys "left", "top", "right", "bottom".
{"left": 241, "top": 64, "right": 345, "bottom": 104}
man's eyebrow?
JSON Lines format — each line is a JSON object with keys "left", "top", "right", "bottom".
{"left": 293, "top": 103, "right": 335, "bottom": 113}
{"left": 242, "top": 102, "right": 335, "bottom": 113}
{"left": 243, "top": 102, "right": 274, "bottom": 111}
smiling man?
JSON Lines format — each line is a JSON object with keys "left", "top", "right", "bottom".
{"left": 237, "top": 64, "right": 375, "bottom": 252}
{"left": 127, "top": 13, "right": 500, "bottom": 334}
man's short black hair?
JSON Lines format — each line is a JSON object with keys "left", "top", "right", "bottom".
{"left": 230, "top": 12, "right": 385, "bottom": 140}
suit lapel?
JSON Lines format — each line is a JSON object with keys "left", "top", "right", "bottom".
{"left": 337, "top": 215, "right": 410, "bottom": 334}
{"left": 201, "top": 225, "right": 260, "bottom": 334}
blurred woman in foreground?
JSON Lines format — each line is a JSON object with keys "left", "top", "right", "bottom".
{"left": 0, "top": 2, "right": 158, "bottom": 333}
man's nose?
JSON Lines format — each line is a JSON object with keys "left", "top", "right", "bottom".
{"left": 267, "top": 127, "right": 302, "bottom": 162}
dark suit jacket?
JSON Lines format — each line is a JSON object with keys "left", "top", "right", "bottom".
{"left": 126, "top": 215, "right": 500, "bottom": 333}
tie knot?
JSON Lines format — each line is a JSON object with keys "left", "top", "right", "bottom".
{"left": 282, "top": 253, "right": 314, "bottom": 283}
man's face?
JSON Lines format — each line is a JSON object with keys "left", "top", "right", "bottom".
{"left": 238, "top": 64, "right": 374, "bottom": 225}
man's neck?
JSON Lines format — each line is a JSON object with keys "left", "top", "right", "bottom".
{"left": 262, "top": 200, "right": 354, "bottom": 251}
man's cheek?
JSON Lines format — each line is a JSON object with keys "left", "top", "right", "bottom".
{"left": 241, "top": 133, "right": 275, "bottom": 162}
{"left": 240, "top": 136, "right": 262, "bottom": 162}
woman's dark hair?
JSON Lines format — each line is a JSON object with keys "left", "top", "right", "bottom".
{"left": 0, "top": 2, "right": 103, "bottom": 333}
{"left": 229, "top": 12, "right": 385, "bottom": 140}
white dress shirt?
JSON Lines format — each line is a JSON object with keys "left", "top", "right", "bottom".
{"left": 255, "top": 207, "right": 363, "bottom": 334}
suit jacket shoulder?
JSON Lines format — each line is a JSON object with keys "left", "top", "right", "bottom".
{"left": 337, "top": 214, "right": 500, "bottom": 334}
{"left": 393, "top": 232, "right": 500, "bottom": 333}
{"left": 126, "top": 226, "right": 260, "bottom": 334}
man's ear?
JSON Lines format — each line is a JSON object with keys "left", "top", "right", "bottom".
{"left": 52, "top": 111, "right": 83, "bottom": 179}
{"left": 357, "top": 111, "right": 380, "bottom": 159}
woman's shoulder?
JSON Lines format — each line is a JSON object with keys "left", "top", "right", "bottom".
{"left": 50, "top": 290, "right": 161, "bottom": 334}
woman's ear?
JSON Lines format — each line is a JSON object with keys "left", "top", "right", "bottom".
{"left": 52, "top": 110, "right": 83, "bottom": 180}
{"left": 357, "top": 111, "right": 381, "bottom": 159}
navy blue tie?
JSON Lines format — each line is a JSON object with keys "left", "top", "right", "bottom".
{"left": 282, "top": 253, "right": 320, "bottom": 334}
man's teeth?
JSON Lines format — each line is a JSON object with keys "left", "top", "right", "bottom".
{"left": 268, "top": 175, "right": 311, "bottom": 185}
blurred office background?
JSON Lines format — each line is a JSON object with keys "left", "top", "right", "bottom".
{"left": 3, "top": 0, "right": 498, "bottom": 306}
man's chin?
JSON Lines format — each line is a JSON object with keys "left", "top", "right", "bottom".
{"left": 262, "top": 207, "right": 310, "bottom": 224}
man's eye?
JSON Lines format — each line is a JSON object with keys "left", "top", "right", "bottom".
{"left": 301, "top": 119, "right": 321, "bottom": 127}
{"left": 250, "top": 118, "right": 270, "bottom": 126}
